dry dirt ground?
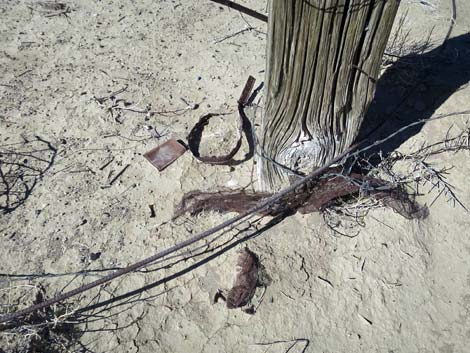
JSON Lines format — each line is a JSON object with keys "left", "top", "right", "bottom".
{"left": 1, "top": 1, "right": 470, "bottom": 352}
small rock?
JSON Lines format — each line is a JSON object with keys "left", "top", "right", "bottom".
{"left": 90, "top": 252, "right": 101, "bottom": 261}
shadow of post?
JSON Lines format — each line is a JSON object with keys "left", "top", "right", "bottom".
{"left": 357, "top": 32, "right": 470, "bottom": 155}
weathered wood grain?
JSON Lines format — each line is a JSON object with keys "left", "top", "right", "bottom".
{"left": 259, "top": 0, "right": 400, "bottom": 190}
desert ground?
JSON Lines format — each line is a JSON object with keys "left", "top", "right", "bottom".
{"left": 1, "top": 0, "right": 470, "bottom": 352}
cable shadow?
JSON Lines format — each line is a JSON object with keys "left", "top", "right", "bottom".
{"left": 75, "top": 213, "right": 288, "bottom": 315}
{"left": 357, "top": 32, "right": 470, "bottom": 156}
{"left": 1, "top": 213, "right": 290, "bottom": 351}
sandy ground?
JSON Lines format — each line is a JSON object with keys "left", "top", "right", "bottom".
{"left": 1, "top": 0, "right": 470, "bottom": 352}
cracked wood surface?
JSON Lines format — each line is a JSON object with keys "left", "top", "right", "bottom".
{"left": 260, "top": 0, "right": 400, "bottom": 190}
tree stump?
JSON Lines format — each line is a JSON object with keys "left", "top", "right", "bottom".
{"left": 259, "top": 0, "right": 400, "bottom": 190}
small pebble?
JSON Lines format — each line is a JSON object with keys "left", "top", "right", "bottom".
{"left": 90, "top": 252, "right": 101, "bottom": 261}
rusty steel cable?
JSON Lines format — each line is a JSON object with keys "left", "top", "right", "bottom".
{"left": 0, "top": 145, "right": 357, "bottom": 325}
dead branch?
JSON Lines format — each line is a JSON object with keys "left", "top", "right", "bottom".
{"left": 208, "top": 0, "right": 267, "bottom": 23}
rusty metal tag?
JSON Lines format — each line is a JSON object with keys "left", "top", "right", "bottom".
{"left": 144, "top": 139, "right": 187, "bottom": 171}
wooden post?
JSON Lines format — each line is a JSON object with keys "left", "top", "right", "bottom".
{"left": 259, "top": 0, "right": 400, "bottom": 190}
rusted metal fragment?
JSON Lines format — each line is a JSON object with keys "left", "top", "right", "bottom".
{"left": 186, "top": 76, "right": 256, "bottom": 166}
{"left": 144, "top": 139, "right": 187, "bottom": 171}
{"left": 379, "top": 190, "right": 429, "bottom": 220}
{"left": 226, "top": 248, "right": 259, "bottom": 309}
{"left": 174, "top": 190, "right": 272, "bottom": 219}
{"left": 174, "top": 169, "right": 428, "bottom": 219}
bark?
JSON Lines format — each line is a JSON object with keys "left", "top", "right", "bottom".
{"left": 259, "top": 0, "right": 400, "bottom": 190}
